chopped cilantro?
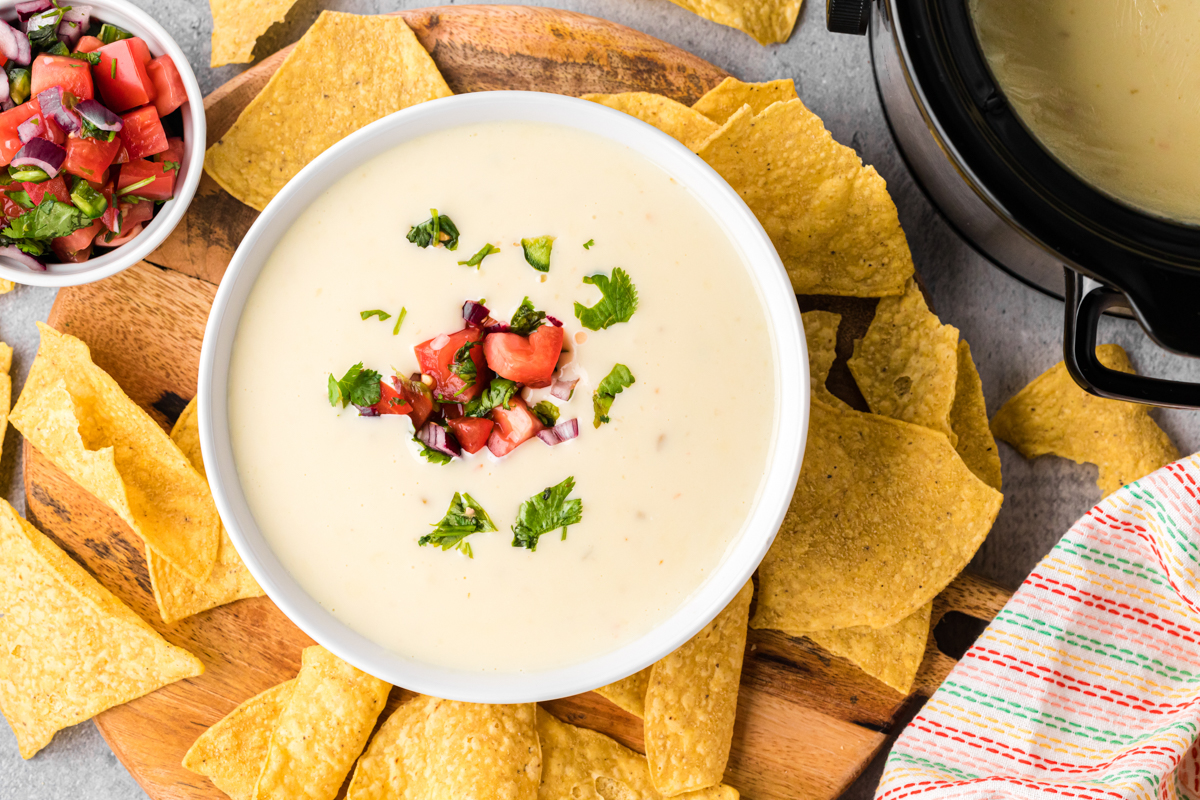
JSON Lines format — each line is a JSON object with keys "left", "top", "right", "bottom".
{"left": 67, "top": 50, "right": 101, "bottom": 66}
{"left": 80, "top": 116, "right": 117, "bottom": 142}
{"left": 162, "top": 160, "right": 181, "bottom": 173}
{"left": 419, "top": 492, "right": 497, "bottom": 557}
{"left": 360, "top": 309, "right": 391, "bottom": 321}
{"left": 98, "top": 22, "right": 134, "bottom": 44}
{"left": 392, "top": 307, "right": 407, "bottom": 335}
{"left": 457, "top": 243, "right": 500, "bottom": 268}
{"left": 583, "top": 239, "right": 594, "bottom": 249}
{"left": 593, "top": 364, "right": 635, "bottom": 428}
{"left": 521, "top": 235, "right": 555, "bottom": 272}
{"left": 509, "top": 297, "right": 547, "bottom": 336}
{"left": 407, "top": 208, "right": 460, "bottom": 251}
{"left": 414, "top": 437, "right": 453, "bottom": 465}
{"left": 465, "top": 377, "right": 519, "bottom": 418}
{"left": 2, "top": 197, "right": 91, "bottom": 256}
{"left": 531, "top": 401, "right": 560, "bottom": 427}
{"left": 25, "top": 8, "right": 64, "bottom": 51}
{"left": 512, "top": 477, "right": 583, "bottom": 551}
{"left": 116, "top": 176, "right": 155, "bottom": 197}
{"left": 449, "top": 339, "right": 480, "bottom": 392}
{"left": 7, "top": 191, "right": 33, "bottom": 210}
{"left": 327, "top": 362, "right": 382, "bottom": 409}
{"left": 574, "top": 268, "right": 638, "bottom": 331}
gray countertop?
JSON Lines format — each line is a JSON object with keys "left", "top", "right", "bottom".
{"left": 2, "top": 0, "right": 1198, "bottom": 796}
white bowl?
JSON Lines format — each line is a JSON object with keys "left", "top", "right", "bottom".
{"left": 199, "top": 91, "right": 809, "bottom": 702}
{"left": 0, "top": 0, "right": 204, "bottom": 287}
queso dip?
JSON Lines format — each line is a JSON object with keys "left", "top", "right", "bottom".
{"left": 227, "top": 121, "right": 778, "bottom": 674}
{"left": 971, "top": 0, "right": 1200, "bottom": 224}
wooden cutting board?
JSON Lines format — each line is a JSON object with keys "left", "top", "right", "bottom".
{"left": 21, "top": 7, "right": 1014, "bottom": 800}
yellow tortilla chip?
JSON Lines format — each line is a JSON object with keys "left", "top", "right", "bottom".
{"left": 803, "top": 310, "right": 850, "bottom": 411}
{"left": 806, "top": 602, "right": 931, "bottom": 696}
{"left": 348, "top": 696, "right": 539, "bottom": 800}
{"left": 10, "top": 323, "right": 219, "bottom": 582}
{"left": 646, "top": 580, "right": 752, "bottom": 796}
{"left": 582, "top": 93, "right": 718, "bottom": 151}
{"left": 253, "top": 645, "right": 390, "bottom": 800}
{"left": 0, "top": 498, "right": 203, "bottom": 758}
{"left": 0, "top": 279, "right": 12, "bottom": 293}
{"left": 209, "top": 0, "right": 299, "bottom": 67}
{"left": 0, "top": 341, "right": 12, "bottom": 465}
{"left": 990, "top": 345, "right": 1178, "bottom": 496}
{"left": 950, "top": 340, "right": 1002, "bottom": 491}
{"left": 206, "top": 11, "right": 453, "bottom": 211}
{"left": 666, "top": 0, "right": 801, "bottom": 45}
{"left": 847, "top": 279, "right": 960, "bottom": 442}
{"left": 149, "top": 398, "right": 264, "bottom": 624}
{"left": 536, "top": 708, "right": 738, "bottom": 800}
{"left": 753, "top": 400, "right": 1003, "bottom": 632}
{"left": 692, "top": 77, "right": 798, "bottom": 124}
{"left": 183, "top": 681, "right": 295, "bottom": 800}
{"left": 595, "top": 667, "right": 651, "bottom": 718}
{"left": 696, "top": 102, "right": 914, "bottom": 297}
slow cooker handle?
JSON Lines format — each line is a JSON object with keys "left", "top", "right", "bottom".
{"left": 1063, "top": 268, "right": 1200, "bottom": 408}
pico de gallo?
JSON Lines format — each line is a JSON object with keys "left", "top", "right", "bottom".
{"left": 0, "top": 4, "right": 188, "bottom": 270}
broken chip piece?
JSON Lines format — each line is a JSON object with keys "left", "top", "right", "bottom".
{"left": 582, "top": 92, "right": 719, "bottom": 151}
{"left": 950, "top": 340, "right": 1002, "bottom": 491}
{"left": 990, "top": 344, "right": 1178, "bottom": 496}
{"left": 803, "top": 310, "right": 851, "bottom": 411}
{"left": 806, "top": 602, "right": 932, "bottom": 696}
{"left": 208, "top": 0, "right": 299, "bottom": 67}
{"left": 595, "top": 667, "right": 652, "bottom": 719}
{"left": 666, "top": 0, "right": 802, "bottom": 45}
{"left": 692, "top": 77, "right": 798, "bottom": 124}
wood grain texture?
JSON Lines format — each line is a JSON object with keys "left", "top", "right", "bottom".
{"left": 22, "top": 8, "right": 1013, "bottom": 800}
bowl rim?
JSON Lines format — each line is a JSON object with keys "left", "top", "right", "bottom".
{"left": 0, "top": 0, "right": 205, "bottom": 287}
{"left": 199, "top": 90, "right": 809, "bottom": 703}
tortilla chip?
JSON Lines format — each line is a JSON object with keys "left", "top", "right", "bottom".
{"left": 692, "top": 77, "right": 798, "bottom": 124}
{"left": 148, "top": 398, "right": 264, "bottom": 624}
{"left": 0, "top": 279, "right": 13, "bottom": 293}
{"left": 950, "top": 340, "right": 1001, "bottom": 491}
{"left": 183, "top": 681, "right": 295, "bottom": 800}
{"left": 803, "top": 310, "right": 850, "bottom": 411}
{"left": 0, "top": 498, "right": 203, "bottom": 758}
{"left": 10, "top": 323, "right": 219, "bottom": 582}
{"left": 206, "top": 11, "right": 453, "bottom": 212}
{"left": 536, "top": 708, "right": 738, "bottom": 800}
{"left": 847, "top": 279, "right": 959, "bottom": 442}
{"left": 595, "top": 667, "right": 651, "bottom": 718}
{"left": 666, "top": 0, "right": 802, "bottom": 45}
{"left": 209, "top": 0, "right": 299, "bottom": 67}
{"left": 990, "top": 345, "right": 1178, "bottom": 496}
{"left": 753, "top": 399, "right": 1003, "bottom": 632}
{"left": 253, "top": 645, "right": 390, "bottom": 800}
{"left": 348, "top": 696, "right": 539, "bottom": 800}
{"left": 646, "top": 580, "right": 752, "bottom": 796}
{"left": 806, "top": 602, "right": 931, "bottom": 696}
{"left": 696, "top": 102, "right": 913, "bottom": 297}
{"left": 0, "top": 341, "right": 12, "bottom": 464}
{"left": 582, "top": 93, "right": 718, "bottom": 151}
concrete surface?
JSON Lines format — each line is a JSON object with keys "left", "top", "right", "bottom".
{"left": 1, "top": 0, "right": 1198, "bottom": 797}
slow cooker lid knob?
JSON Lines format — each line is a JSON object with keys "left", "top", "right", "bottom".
{"left": 826, "top": 0, "right": 871, "bottom": 34}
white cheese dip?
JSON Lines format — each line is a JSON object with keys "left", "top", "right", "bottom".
{"left": 228, "top": 121, "right": 777, "bottom": 674}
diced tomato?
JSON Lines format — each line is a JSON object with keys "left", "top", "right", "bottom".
{"left": 0, "top": 101, "right": 42, "bottom": 166}
{"left": 118, "top": 105, "right": 167, "bottom": 160}
{"left": 0, "top": 192, "right": 25, "bottom": 219}
{"left": 61, "top": 244, "right": 93, "bottom": 263}
{"left": 397, "top": 376, "right": 434, "bottom": 429}
{"left": 447, "top": 417, "right": 494, "bottom": 455}
{"left": 119, "top": 198, "right": 153, "bottom": 229}
{"left": 86, "top": 168, "right": 111, "bottom": 189}
{"left": 414, "top": 327, "right": 489, "bottom": 402}
{"left": 51, "top": 218, "right": 102, "bottom": 259}
{"left": 64, "top": 134, "right": 121, "bottom": 180}
{"left": 24, "top": 175, "right": 70, "bottom": 206}
{"left": 100, "top": 185, "right": 118, "bottom": 232}
{"left": 371, "top": 378, "right": 413, "bottom": 416}
{"left": 96, "top": 221, "right": 141, "bottom": 248}
{"left": 153, "top": 135, "right": 183, "bottom": 166}
{"left": 95, "top": 40, "right": 156, "bottom": 111}
{"left": 31, "top": 54, "right": 94, "bottom": 102}
{"left": 76, "top": 35, "right": 104, "bottom": 54}
{"left": 483, "top": 325, "right": 565, "bottom": 388}
{"left": 113, "top": 141, "right": 129, "bottom": 164}
{"left": 486, "top": 398, "right": 545, "bottom": 458}
{"left": 43, "top": 117, "right": 66, "bottom": 146}
{"left": 116, "top": 157, "right": 175, "bottom": 201}
{"left": 128, "top": 38, "right": 152, "bottom": 66}
{"left": 146, "top": 56, "right": 185, "bottom": 117}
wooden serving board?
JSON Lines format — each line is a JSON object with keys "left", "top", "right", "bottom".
{"left": 22, "top": 7, "right": 1014, "bottom": 800}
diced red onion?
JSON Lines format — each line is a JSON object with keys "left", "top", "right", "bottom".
{"left": 355, "top": 404, "right": 379, "bottom": 417}
{"left": 550, "top": 378, "right": 578, "bottom": 401}
{"left": 483, "top": 322, "right": 510, "bottom": 335}
{"left": 0, "top": 69, "right": 9, "bottom": 108}
{"left": 37, "top": 87, "right": 80, "bottom": 134}
{"left": 17, "top": 114, "right": 44, "bottom": 143}
{"left": 15, "top": 0, "right": 51, "bottom": 20}
{"left": 0, "top": 245, "right": 45, "bottom": 271}
{"left": 462, "top": 300, "right": 489, "bottom": 327}
{"left": 547, "top": 314, "right": 564, "bottom": 327}
{"left": 12, "top": 136, "right": 65, "bottom": 176}
{"left": 537, "top": 419, "right": 580, "bottom": 446}
{"left": 417, "top": 422, "right": 461, "bottom": 458}
{"left": 57, "top": 4, "right": 90, "bottom": 47}
{"left": 430, "top": 332, "right": 450, "bottom": 350}
{"left": 0, "top": 19, "right": 31, "bottom": 66}
{"left": 75, "top": 99, "right": 122, "bottom": 132}
{"left": 0, "top": 99, "right": 13, "bottom": 112}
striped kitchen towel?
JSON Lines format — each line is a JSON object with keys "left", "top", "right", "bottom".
{"left": 877, "top": 454, "right": 1200, "bottom": 800}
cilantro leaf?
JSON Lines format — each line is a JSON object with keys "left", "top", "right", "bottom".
{"left": 414, "top": 437, "right": 453, "bottom": 465}
{"left": 531, "top": 401, "right": 560, "bottom": 427}
{"left": 583, "top": 239, "right": 594, "bottom": 250}
{"left": 419, "top": 492, "right": 497, "bottom": 557}
{"left": 511, "top": 477, "right": 583, "bottom": 551}
{"left": 521, "top": 235, "right": 555, "bottom": 272}
{"left": 392, "top": 307, "right": 407, "bottom": 335}
{"left": 573, "top": 268, "right": 639, "bottom": 331}
{"left": 449, "top": 339, "right": 480, "bottom": 392}
{"left": 162, "top": 160, "right": 181, "bottom": 173}
{"left": 2, "top": 197, "right": 91, "bottom": 252}
{"left": 458, "top": 243, "right": 500, "bottom": 268}
{"left": 327, "top": 362, "right": 382, "bottom": 408}
{"left": 465, "top": 377, "right": 519, "bottom": 418}
{"left": 407, "top": 208, "right": 460, "bottom": 251}
{"left": 360, "top": 309, "right": 391, "bottom": 321}
{"left": 67, "top": 50, "right": 101, "bottom": 66}
{"left": 509, "top": 297, "right": 547, "bottom": 336}
{"left": 80, "top": 116, "right": 117, "bottom": 142}
{"left": 593, "top": 364, "right": 635, "bottom": 428}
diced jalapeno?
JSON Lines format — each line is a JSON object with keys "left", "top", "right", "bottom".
{"left": 521, "top": 235, "right": 555, "bottom": 273}
{"left": 70, "top": 178, "right": 108, "bottom": 219}
{"left": 97, "top": 23, "right": 133, "bottom": 44}
{"left": 6, "top": 66, "right": 31, "bottom": 106}
{"left": 9, "top": 165, "right": 49, "bottom": 183}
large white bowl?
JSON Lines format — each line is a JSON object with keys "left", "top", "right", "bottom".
{"left": 0, "top": 0, "right": 204, "bottom": 286}
{"left": 199, "top": 91, "right": 809, "bottom": 703}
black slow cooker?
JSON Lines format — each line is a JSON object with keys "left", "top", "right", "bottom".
{"left": 827, "top": 0, "right": 1200, "bottom": 408}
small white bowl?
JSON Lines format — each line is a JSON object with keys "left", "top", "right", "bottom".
{"left": 199, "top": 91, "right": 809, "bottom": 703}
{"left": 0, "top": 0, "right": 204, "bottom": 287}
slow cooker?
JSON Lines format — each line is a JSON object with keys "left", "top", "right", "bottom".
{"left": 826, "top": 0, "right": 1200, "bottom": 408}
